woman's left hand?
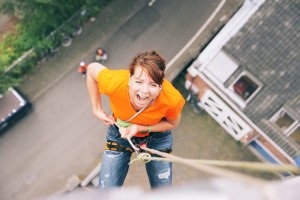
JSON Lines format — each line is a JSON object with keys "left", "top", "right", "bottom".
{"left": 120, "top": 124, "right": 138, "bottom": 139}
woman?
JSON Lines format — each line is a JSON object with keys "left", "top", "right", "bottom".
{"left": 86, "top": 50, "right": 185, "bottom": 189}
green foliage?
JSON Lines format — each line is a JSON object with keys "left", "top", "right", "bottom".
{"left": 0, "top": 73, "right": 18, "bottom": 94}
{"left": 0, "top": 34, "right": 20, "bottom": 69}
{"left": 0, "top": 0, "right": 103, "bottom": 94}
{"left": 1, "top": 0, "right": 90, "bottom": 47}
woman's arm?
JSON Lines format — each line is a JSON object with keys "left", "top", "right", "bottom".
{"left": 86, "top": 62, "right": 114, "bottom": 125}
{"left": 120, "top": 115, "right": 181, "bottom": 138}
{"left": 142, "top": 115, "right": 181, "bottom": 132}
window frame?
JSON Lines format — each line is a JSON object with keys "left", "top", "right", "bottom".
{"left": 270, "top": 107, "right": 299, "bottom": 136}
{"left": 227, "top": 70, "right": 263, "bottom": 106}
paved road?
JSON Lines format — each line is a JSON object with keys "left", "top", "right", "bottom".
{"left": 0, "top": 1, "right": 254, "bottom": 200}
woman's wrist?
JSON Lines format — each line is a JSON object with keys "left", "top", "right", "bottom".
{"left": 93, "top": 107, "right": 103, "bottom": 114}
{"left": 138, "top": 125, "right": 152, "bottom": 133}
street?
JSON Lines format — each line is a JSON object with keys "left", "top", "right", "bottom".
{"left": 0, "top": 1, "right": 271, "bottom": 200}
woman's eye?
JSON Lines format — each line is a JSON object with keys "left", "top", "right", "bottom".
{"left": 135, "top": 80, "right": 142, "bottom": 84}
{"left": 150, "top": 83, "right": 159, "bottom": 88}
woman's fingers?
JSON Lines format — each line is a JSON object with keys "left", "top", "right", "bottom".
{"left": 119, "top": 127, "right": 129, "bottom": 138}
{"left": 95, "top": 110, "right": 115, "bottom": 126}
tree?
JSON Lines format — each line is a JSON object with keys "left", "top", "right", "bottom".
{"left": 0, "top": 0, "right": 94, "bottom": 48}
{"left": 0, "top": 0, "right": 102, "bottom": 94}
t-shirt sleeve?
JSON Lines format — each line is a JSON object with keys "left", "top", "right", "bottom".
{"left": 166, "top": 94, "right": 185, "bottom": 120}
{"left": 97, "top": 68, "right": 109, "bottom": 94}
{"left": 97, "top": 69, "right": 128, "bottom": 96}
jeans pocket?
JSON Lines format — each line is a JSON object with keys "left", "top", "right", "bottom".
{"left": 104, "top": 150, "right": 124, "bottom": 156}
{"left": 102, "top": 150, "right": 131, "bottom": 164}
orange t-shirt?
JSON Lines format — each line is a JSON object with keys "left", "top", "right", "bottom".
{"left": 98, "top": 69, "right": 185, "bottom": 136}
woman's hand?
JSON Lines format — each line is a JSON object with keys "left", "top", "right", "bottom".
{"left": 119, "top": 127, "right": 130, "bottom": 138}
{"left": 120, "top": 124, "right": 139, "bottom": 139}
{"left": 94, "top": 109, "right": 114, "bottom": 126}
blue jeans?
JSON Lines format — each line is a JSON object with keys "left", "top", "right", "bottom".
{"left": 99, "top": 125, "right": 173, "bottom": 189}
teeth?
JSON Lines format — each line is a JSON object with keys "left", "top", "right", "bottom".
{"left": 137, "top": 94, "right": 148, "bottom": 102}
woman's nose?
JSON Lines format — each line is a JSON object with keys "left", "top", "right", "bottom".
{"left": 140, "top": 83, "right": 149, "bottom": 93}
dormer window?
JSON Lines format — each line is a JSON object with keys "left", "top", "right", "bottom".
{"left": 272, "top": 109, "right": 296, "bottom": 133}
{"left": 228, "top": 71, "right": 262, "bottom": 104}
{"left": 271, "top": 108, "right": 300, "bottom": 146}
{"left": 233, "top": 75, "right": 259, "bottom": 100}
{"left": 202, "top": 50, "right": 262, "bottom": 108}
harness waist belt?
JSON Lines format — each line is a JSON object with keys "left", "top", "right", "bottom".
{"left": 105, "top": 140, "right": 172, "bottom": 154}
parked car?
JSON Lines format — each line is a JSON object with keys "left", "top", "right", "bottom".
{"left": 0, "top": 87, "right": 32, "bottom": 133}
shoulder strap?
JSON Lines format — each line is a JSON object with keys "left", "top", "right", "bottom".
{"left": 125, "top": 98, "right": 155, "bottom": 122}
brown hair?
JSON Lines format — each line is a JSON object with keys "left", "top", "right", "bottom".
{"left": 129, "top": 50, "right": 166, "bottom": 85}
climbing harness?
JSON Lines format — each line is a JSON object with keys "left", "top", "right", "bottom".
{"left": 105, "top": 141, "right": 133, "bottom": 152}
{"left": 111, "top": 122, "right": 144, "bottom": 155}
{"left": 109, "top": 122, "right": 172, "bottom": 156}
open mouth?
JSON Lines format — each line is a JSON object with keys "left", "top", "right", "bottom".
{"left": 136, "top": 94, "right": 149, "bottom": 103}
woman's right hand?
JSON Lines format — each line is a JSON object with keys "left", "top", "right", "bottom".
{"left": 94, "top": 109, "right": 114, "bottom": 126}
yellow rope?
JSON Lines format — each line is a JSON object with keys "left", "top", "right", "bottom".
{"left": 131, "top": 148, "right": 267, "bottom": 186}
{"left": 134, "top": 147, "right": 300, "bottom": 173}
{"left": 128, "top": 146, "right": 300, "bottom": 200}
{"left": 128, "top": 146, "right": 300, "bottom": 182}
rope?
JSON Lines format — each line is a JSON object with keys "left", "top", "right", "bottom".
{"left": 135, "top": 146, "right": 300, "bottom": 173}
{"left": 128, "top": 146, "right": 300, "bottom": 200}
{"left": 130, "top": 148, "right": 266, "bottom": 186}
{"left": 129, "top": 146, "right": 300, "bottom": 184}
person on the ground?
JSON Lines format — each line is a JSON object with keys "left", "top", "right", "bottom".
{"left": 86, "top": 50, "right": 185, "bottom": 189}
{"left": 95, "top": 48, "right": 108, "bottom": 62}
{"left": 79, "top": 61, "right": 88, "bottom": 76}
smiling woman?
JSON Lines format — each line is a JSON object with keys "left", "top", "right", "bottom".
{"left": 128, "top": 66, "right": 162, "bottom": 111}
{"left": 86, "top": 50, "right": 185, "bottom": 189}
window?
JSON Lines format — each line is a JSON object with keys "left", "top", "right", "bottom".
{"left": 229, "top": 71, "right": 262, "bottom": 103}
{"left": 289, "top": 126, "right": 300, "bottom": 146}
{"left": 271, "top": 108, "right": 300, "bottom": 146}
{"left": 233, "top": 75, "right": 258, "bottom": 100}
{"left": 271, "top": 108, "right": 297, "bottom": 134}
{"left": 274, "top": 111, "right": 296, "bottom": 132}
{"left": 202, "top": 50, "right": 261, "bottom": 107}
{"left": 205, "top": 50, "right": 239, "bottom": 83}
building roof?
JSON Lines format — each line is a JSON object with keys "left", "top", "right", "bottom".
{"left": 223, "top": 0, "right": 300, "bottom": 156}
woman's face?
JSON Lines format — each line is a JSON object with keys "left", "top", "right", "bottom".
{"left": 129, "top": 66, "right": 161, "bottom": 110}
